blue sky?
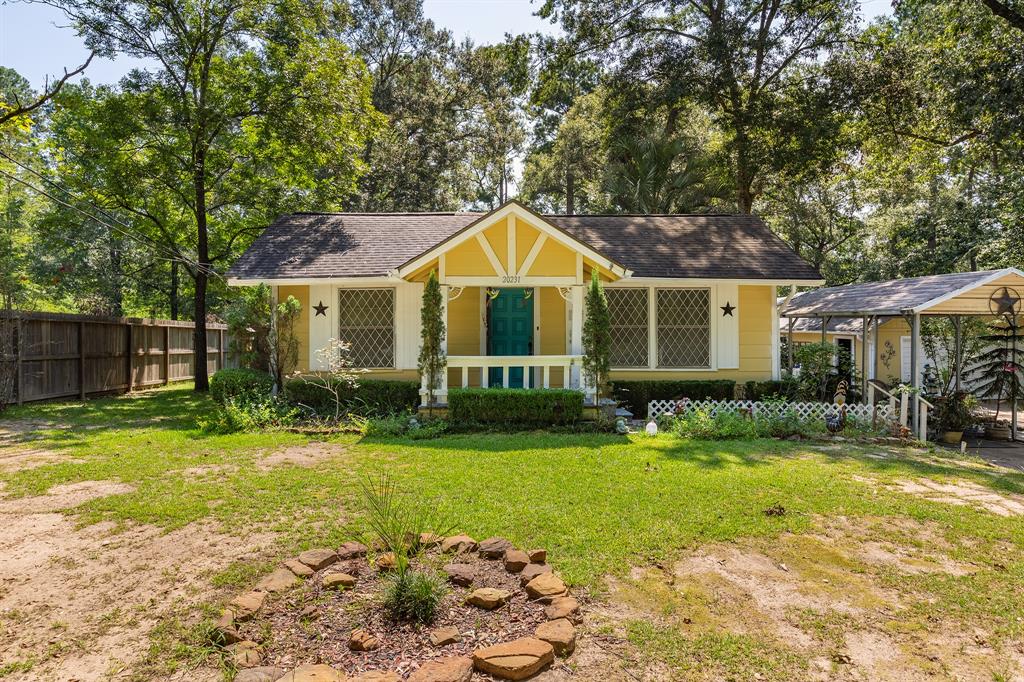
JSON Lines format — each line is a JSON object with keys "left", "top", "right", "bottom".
{"left": 2, "top": 0, "right": 892, "bottom": 90}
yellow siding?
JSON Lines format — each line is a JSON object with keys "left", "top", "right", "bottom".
{"left": 445, "top": 239, "right": 495, "bottom": 276}
{"left": 514, "top": 218, "right": 542, "bottom": 273}
{"left": 924, "top": 272, "right": 1024, "bottom": 314}
{"left": 529, "top": 238, "right": 576, "bottom": 277}
{"left": 483, "top": 219, "right": 509, "bottom": 273}
{"left": 278, "top": 285, "right": 310, "bottom": 373}
{"left": 875, "top": 318, "right": 909, "bottom": 385}
{"left": 788, "top": 331, "right": 863, "bottom": 372}
{"left": 447, "top": 287, "right": 481, "bottom": 355}
{"left": 538, "top": 287, "right": 565, "bottom": 354}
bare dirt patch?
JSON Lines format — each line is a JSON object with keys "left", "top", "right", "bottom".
{"left": 0, "top": 481, "right": 279, "bottom": 681}
{"left": 588, "top": 517, "right": 1023, "bottom": 682}
{"left": 893, "top": 477, "right": 1024, "bottom": 516}
{"left": 258, "top": 441, "right": 349, "bottom": 470}
{"left": 0, "top": 419, "right": 69, "bottom": 474}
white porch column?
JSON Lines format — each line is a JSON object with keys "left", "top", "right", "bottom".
{"left": 569, "top": 285, "right": 584, "bottom": 391}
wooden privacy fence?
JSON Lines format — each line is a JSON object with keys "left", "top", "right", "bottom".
{"left": 0, "top": 311, "right": 232, "bottom": 404}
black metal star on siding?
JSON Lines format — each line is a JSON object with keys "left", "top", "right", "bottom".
{"left": 720, "top": 301, "right": 735, "bottom": 317}
{"left": 313, "top": 301, "right": 328, "bottom": 317}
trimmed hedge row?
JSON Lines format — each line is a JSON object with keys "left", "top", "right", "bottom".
{"left": 283, "top": 378, "right": 420, "bottom": 416}
{"left": 744, "top": 379, "right": 799, "bottom": 401}
{"left": 610, "top": 380, "right": 736, "bottom": 417}
{"left": 209, "top": 368, "right": 274, "bottom": 405}
{"left": 448, "top": 388, "right": 583, "bottom": 427}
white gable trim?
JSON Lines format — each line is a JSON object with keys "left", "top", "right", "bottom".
{"left": 396, "top": 201, "right": 632, "bottom": 280}
{"left": 911, "top": 267, "right": 1024, "bottom": 313}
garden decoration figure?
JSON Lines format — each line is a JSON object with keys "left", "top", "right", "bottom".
{"left": 826, "top": 380, "right": 849, "bottom": 433}
{"left": 645, "top": 418, "right": 658, "bottom": 436}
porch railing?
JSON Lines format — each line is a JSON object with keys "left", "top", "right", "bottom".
{"left": 419, "top": 354, "right": 596, "bottom": 406}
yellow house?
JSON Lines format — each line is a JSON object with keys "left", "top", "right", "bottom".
{"left": 228, "top": 201, "right": 823, "bottom": 405}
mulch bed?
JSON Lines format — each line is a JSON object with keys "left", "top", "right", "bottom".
{"left": 235, "top": 546, "right": 553, "bottom": 678}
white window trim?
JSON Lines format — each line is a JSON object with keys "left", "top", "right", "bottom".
{"left": 338, "top": 287, "right": 397, "bottom": 370}
{"left": 605, "top": 284, "right": 718, "bottom": 371}
{"left": 606, "top": 287, "right": 650, "bottom": 369}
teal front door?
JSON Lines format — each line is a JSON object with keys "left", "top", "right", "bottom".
{"left": 488, "top": 288, "right": 533, "bottom": 388}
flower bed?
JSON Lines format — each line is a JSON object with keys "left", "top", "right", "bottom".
{"left": 211, "top": 534, "right": 581, "bottom": 681}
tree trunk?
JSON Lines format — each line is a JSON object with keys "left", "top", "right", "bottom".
{"left": 192, "top": 151, "right": 210, "bottom": 393}
{"left": 170, "top": 261, "right": 179, "bottom": 320}
{"left": 734, "top": 131, "right": 755, "bottom": 214}
{"left": 566, "top": 165, "right": 576, "bottom": 215}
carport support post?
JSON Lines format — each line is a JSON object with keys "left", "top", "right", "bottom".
{"left": 910, "top": 313, "right": 921, "bottom": 433}
{"left": 861, "top": 316, "right": 869, "bottom": 402}
{"left": 951, "top": 315, "right": 962, "bottom": 394}
{"left": 787, "top": 318, "right": 795, "bottom": 374}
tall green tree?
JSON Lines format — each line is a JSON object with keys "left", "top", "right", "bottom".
{"left": 541, "top": 0, "right": 860, "bottom": 212}
{"left": 44, "top": 0, "right": 382, "bottom": 390}
{"left": 604, "top": 134, "right": 728, "bottom": 214}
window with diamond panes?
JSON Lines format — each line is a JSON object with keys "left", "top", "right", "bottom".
{"left": 606, "top": 288, "right": 649, "bottom": 367}
{"left": 338, "top": 288, "right": 395, "bottom": 368}
{"left": 657, "top": 288, "right": 711, "bottom": 368}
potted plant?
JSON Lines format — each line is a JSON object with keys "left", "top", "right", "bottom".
{"left": 968, "top": 317, "right": 1022, "bottom": 441}
{"left": 934, "top": 392, "right": 977, "bottom": 444}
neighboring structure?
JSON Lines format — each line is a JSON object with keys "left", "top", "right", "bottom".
{"left": 778, "top": 312, "right": 915, "bottom": 386}
{"left": 229, "top": 201, "right": 822, "bottom": 404}
{"left": 781, "top": 268, "right": 1024, "bottom": 437}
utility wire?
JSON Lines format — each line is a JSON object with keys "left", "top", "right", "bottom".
{"left": 0, "top": 166, "right": 223, "bottom": 281}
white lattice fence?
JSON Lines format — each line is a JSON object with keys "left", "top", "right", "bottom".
{"left": 648, "top": 398, "right": 894, "bottom": 422}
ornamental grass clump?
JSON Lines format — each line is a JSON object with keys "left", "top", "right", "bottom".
{"left": 360, "top": 473, "right": 452, "bottom": 623}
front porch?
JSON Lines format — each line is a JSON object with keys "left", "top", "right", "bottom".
{"left": 417, "top": 283, "right": 597, "bottom": 407}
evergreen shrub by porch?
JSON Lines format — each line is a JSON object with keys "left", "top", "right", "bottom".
{"left": 610, "top": 380, "right": 735, "bottom": 416}
{"left": 209, "top": 368, "right": 274, "bottom": 405}
{"left": 745, "top": 379, "right": 799, "bottom": 401}
{"left": 448, "top": 388, "right": 583, "bottom": 427}
{"left": 284, "top": 378, "right": 419, "bottom": 416}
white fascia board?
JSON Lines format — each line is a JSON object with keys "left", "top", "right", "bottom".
{"left": 227, "top": 276, "right": 398, "bottom": 287}
{"left": 609, "top": 277, "right": 825, "bottom": 287}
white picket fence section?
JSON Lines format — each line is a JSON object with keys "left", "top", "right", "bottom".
{"left": 647, "top": 398, "right": 894, "bottom": 423}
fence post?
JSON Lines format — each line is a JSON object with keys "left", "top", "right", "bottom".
{"left": 899, "top": 391, "right": 908, "bottom": 430}
{"left": 163, "top": 325, "right": 170, "bottom": 385}
{"left": 78, "top": 321, "right": 86, "bottom": 400}
{"left": 125, "top": 321, "right": 133, "bottom": 393}
{"left": 15, "top": 316, "right": 23, "bottom": 405}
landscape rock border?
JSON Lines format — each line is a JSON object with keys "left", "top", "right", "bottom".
{"left": 211, "top": 533, "right": 581, "bottom": 681}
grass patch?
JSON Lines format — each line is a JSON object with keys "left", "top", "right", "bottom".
{"left": 4, "top": 386, "right": 1024, "bottom": 678}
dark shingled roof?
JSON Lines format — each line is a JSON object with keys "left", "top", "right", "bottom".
{"left": 228, "top": 211, "right": 822, "bottom": 281}
{"left": 781, "top": 271, "right": 1004, "bottom": 317}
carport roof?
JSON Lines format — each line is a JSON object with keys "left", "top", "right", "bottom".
{"left": 781, "top": 268, "right": 1024, "bottom": 317}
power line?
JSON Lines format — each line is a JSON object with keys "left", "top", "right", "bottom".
{"left": 0, "top": 166, "right": 222, "bottom": 281}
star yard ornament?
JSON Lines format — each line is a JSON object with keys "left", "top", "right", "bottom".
{"left": 989, "top": 287, "right": 1021, "bottom": 317}
{"left": 720, "top": 301, "right": 736, "bottom": 317}
{"left": 313, "top": 300, "right": 328, "bottom": 317}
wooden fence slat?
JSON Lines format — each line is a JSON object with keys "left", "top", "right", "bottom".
{"left": 0, "top": 311, "right": 230, "bottom": 404}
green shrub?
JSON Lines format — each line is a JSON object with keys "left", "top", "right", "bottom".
{"left": 200, "top": 396, "right": 298, "bottom": 433}
{"left": 382, "top": 569, "right": 447, "bottom": 623}
{"left": 284, "top": 378, "right": 419, "bottom": 417}
{"left": 358, "top": 413, "right": 449, "bottom": 439}
{"left": 610, "top": 380, "right": 736, "bottom": 417}
{"left": 209, "top": 368, "right": 274, "bottom": 406}
{"left": 745, "top": 379, "right": 799, "bottom": 401}
{"left": 447, "top": 388, "right": 583, "bottom": 427}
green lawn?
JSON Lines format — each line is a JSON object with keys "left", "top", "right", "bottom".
{"left": 3, "top": 384, "right": 1024, "bottom": 680}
